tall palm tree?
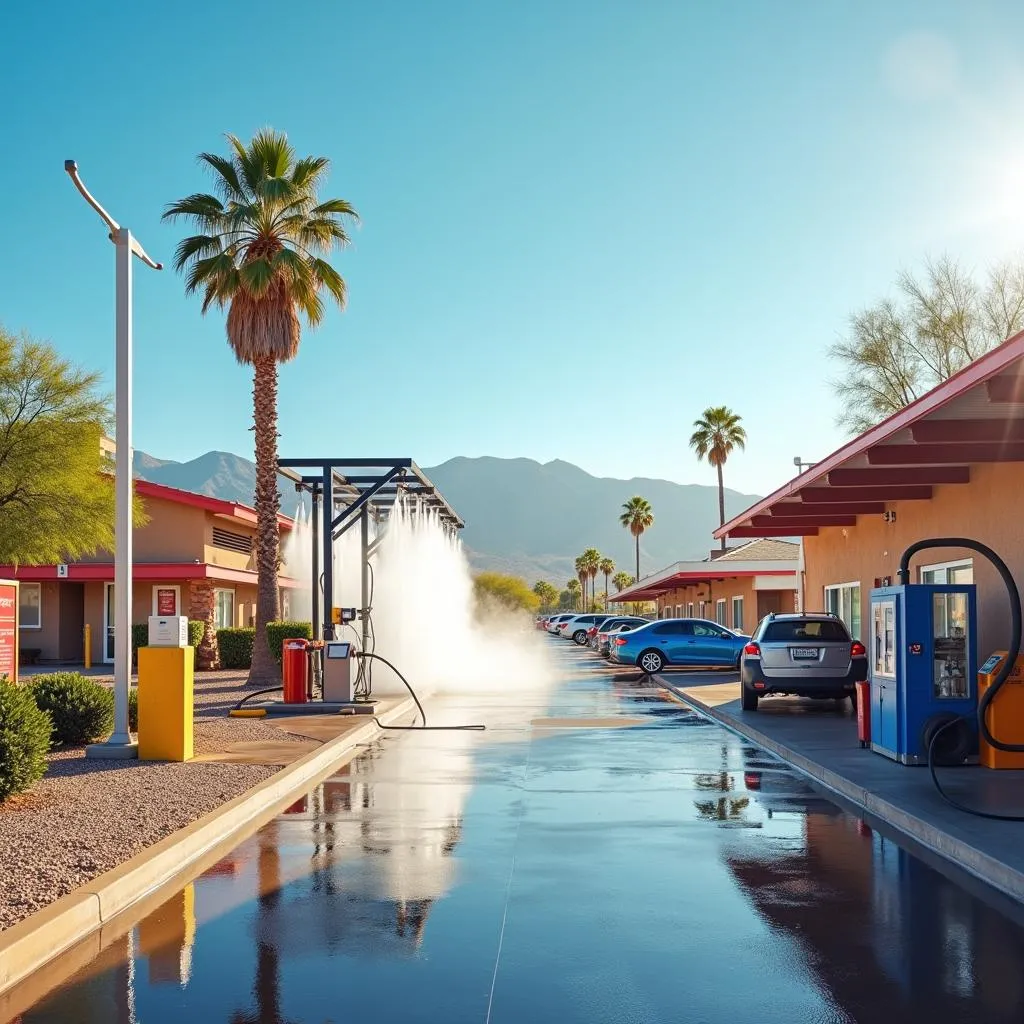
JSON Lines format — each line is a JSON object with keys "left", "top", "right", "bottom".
{"left": 600, "top": 557, "right": 615, "bottom": 607}
{"left": 619, "top": 497, "right": 654, "bottom": 582}
{"left": 582, "top": 548, "right": 601, "bottom": 610}
{"left": 612, "top": 571, "right": 633, "bottom": 593}
{"left": 164, "top": 129, "right": 358, "bottom": 685}
{"left": 575, "top": 556, "right": 588, "bottom": 610}
{"left": 689, "top": 406, "right": 747, "bottom": 552}
{"left": 567, "top": 578, "right": 582, "bottom": 610}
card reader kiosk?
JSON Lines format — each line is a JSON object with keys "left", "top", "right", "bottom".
{"left": 322, "top": 641, "right": 353, "bottom": 703}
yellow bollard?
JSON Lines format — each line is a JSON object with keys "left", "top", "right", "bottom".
{"left": 83, "top": 623, "right": 91, "bottom": 669}
{"left": 138, "top": 646, "right": 194, "bottom": 761}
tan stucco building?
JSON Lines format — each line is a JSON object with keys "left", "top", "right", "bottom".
{"left": 1, "top": 480, "right": 298, "bottom": 668}
{"left": 609, "top": 539, "right": 799, "bottom": 633}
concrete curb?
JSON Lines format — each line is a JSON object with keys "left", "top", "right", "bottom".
{"left": 662, "top": 678, "right": 1024, "bottom": 904}
{"left": 0, "top": 697, "right": 415, "bottom": 997}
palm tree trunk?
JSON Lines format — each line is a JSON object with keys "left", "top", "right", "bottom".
{"left": 248, "top": 355, "right": 282, "bottom": 687}
{"left": 604, "top": 573, "right": 609, "bottom": 607}
{"left": 717, "top": 461, "right": 726, "bottom": 552}
{"left": 635, "top": 531, "right": 640, "bottom": 581}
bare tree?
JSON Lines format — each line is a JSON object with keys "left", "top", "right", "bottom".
{"left": 830, "top": 255, "right": 1024, "bottom": 434}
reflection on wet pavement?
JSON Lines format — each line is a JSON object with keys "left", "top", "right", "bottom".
{"left": 11, "top": 644, "right": 1024, "bottom": 1023}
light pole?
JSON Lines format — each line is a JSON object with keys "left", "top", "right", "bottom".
{"left": 66, "top": 160, "right": 162, "bottom": 759}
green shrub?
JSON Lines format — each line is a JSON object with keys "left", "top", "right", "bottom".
{"left": 188, "top": 619, "right": 205, "bottom": 649}
{"left": 129, "top": 686, "right": 138, "bottom": 731}
{"left": 31, "top": 673, "right": 114, "bottom": 746}
{"left": 0, "top": 679, "right": 51, "bottom": 801}
{"left": 266, "top": 621, "right": 313, "bottom": 666}
{"left": 217, "top": 628, "right": 255, "bottom": 669}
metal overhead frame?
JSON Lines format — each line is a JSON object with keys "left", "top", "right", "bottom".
{"left": 278, "top": 458, "right": 464, "bottom": 651}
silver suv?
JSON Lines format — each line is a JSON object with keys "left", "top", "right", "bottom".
{"left": 739, "top": 613, "right": 867, "bottom": 711}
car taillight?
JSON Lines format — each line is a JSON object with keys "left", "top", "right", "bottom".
{"left": 743, "top": 642, "right": 761, "bottom": 656}
{"left": 614, "top": 637, "right": 627, "bottom": 646}
{"left": 851, "top": 641, "right": 866, "bottom": 658}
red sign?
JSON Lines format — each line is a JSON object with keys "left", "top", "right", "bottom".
{"left": 0, "top": 581, "right": 18, "bottom": 681}
{"left": 156, "top": 588, "right": 177, "bottom": 616}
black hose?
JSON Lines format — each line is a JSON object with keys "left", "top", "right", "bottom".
{"left": 233, "top": 686, "right": 283, "bottom": 710}
{"left": 898, "top": 538, "right": 1024, "bottom": 820}
{"left": 356, "top": 651, "right": 485, "bottom": 731}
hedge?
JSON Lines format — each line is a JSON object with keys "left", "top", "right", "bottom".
{"left": 31, "top": 672, "right": 114, "bottom": 746}
{"left": 0, "top": 679, "right": 51, "bottom": 800}
{"left": 217, "top": 628, "right": 255, "bottom": 669}
{"left": 266, "top": 621, "right": 313, "bottom": 666}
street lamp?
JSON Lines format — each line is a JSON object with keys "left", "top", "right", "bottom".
{"left": 793, "top": 456, "right": 817, "bottom": 474}
{"left": 65, "top": 160, "right": 162, "bottom": 759}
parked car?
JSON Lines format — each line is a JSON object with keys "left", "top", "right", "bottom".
{"left": 608, "top": 618, "right": 749, "bottom": 673}
{"left": 591, "top": 616, "right": 650, "bottom": 652}
{"left": 739, "top": 613, "right": 867, "bottom": 711}
{"left": 546, "top": 613, "right": 577, "bottom": 634}
{"left": 558, "top": 613, "right": 613, "bottom": 644}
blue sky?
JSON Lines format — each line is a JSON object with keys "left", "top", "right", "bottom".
{"left": 4, "top": 1, "right": 1024, "bottom": 496}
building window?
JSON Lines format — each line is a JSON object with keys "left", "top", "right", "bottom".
{"left": 731, "top": 597, "right": 744, "bottom": 632}
{"left": 920, "top": 560, "right": 974, "bottom": 585}
{"left": 675, "top": 604, "right": 682, "bottom": 618}
{"left": 214, "top": 589, "right": 235, "bottom": 630}
{"left": 715, "top": 599, "right": 727, "bottom": 625}
{"left": 687, "top": 602, "right": 694, "bottom": 617}
{"left": 825, "top": 582, "right": 862, "bottom": 641}
{"left": 19, "top": 583, "right": 41, "bottom": 629}
{"left": 699, "top": 600, "right": 707, "bottom": 619}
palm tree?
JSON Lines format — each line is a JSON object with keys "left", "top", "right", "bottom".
{"left": 600, "top": 557, "right": 615, "bottom": 607}
{"left": 574, "top": 556, "right": 588, "bottom": 610}
{"left": 164, "top": 129, "right": 358, "bottom": 685}
{"left": 567, "top": 578, "right": 582, "bottom": 610}
{"left": 582, "top": 548, "right": 601, "bottom": 610}
{"left": 612, "top": 571, "right": 633, "bottom": 593}
{"left": 619, "top": 497, "right": 654, "bottom": 582}
{"left": 689, "top": 406, "right": 747, "bottom": 552}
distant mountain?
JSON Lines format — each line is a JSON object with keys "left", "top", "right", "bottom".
{"left": 133, "top": 450, "right": 760, "bottom": 583}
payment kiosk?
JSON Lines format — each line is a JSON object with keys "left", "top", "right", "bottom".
{"left": 868, "top": 583, "right": 977, "bottom": 765}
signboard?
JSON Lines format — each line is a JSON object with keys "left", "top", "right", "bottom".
{"left": 0, "top": 580, "right": 18, "bottom": 681}
{"left": 57, "top": 564, "right": 69, "bottom": 578}
{"left": 156, "top": 588, "right": 178, "bottom": 616}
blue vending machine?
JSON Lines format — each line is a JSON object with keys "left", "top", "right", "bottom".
{"left": 868, "top": 583, "right": 977, "bottom": 765}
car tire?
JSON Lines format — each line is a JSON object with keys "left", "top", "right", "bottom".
{"left": 573, "top": 630, "right": 588, "bottom": 645}
{"left": 638, "top": 649, "right": 665, "bottom": 674}
{"left": 741, "top": 685, "right": 759, "bottom": 711}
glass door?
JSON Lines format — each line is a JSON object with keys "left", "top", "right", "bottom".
{"left": 104, "top": 583, "right": 115, "bottom": 663}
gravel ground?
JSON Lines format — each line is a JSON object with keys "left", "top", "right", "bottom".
{"left": 0, "top": 671, "right": 306, "bottom": 931}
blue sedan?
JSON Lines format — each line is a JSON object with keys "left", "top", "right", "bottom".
{"left": 608, "top": 618, "right": 749, "bottom": 674}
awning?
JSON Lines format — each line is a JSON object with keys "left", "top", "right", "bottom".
{"left": 717, "top": 330, "right": 1024, "bottom": 539}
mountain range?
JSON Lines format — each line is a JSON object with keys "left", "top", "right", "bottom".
{"left": 133, "top": 450, "right": 761, "bottom": 584}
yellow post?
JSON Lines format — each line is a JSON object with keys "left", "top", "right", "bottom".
{"left": 83, "top": 623, "right": 92, "bottom": 669}
{"left": 137, "top": 646, "right": 194, "bottom": 761}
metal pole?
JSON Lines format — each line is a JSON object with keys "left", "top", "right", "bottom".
{"left": 321, "top": 469, "right": 334, "bottom": 640}
{"left": 109, "top": 229, "right": 133, "bottom": 746}
{"left": 361, "top": 506, "right": 369, "bottom": 657}
{"left": 65, "top": 161, "right": 161, "bottom": 760}
{"left": 311, "top": 485, "right": 320, "bottom": 641}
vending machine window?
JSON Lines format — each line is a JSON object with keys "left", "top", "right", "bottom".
{"left": 873, "top": 598, "right": 896, "bottom": 678}
{"left": 932, "top": 591, "right": 969, "bottom": 699}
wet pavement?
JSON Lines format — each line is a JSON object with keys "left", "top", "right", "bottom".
{"left": 10, "top": 641, "right": 1024, "bottom": 1023}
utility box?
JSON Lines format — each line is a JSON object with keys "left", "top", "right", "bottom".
{"left": 978, "top": 651, "right": 1024, "bottom": 769}
{"left": 869, "top": 584, "right": 977, "bottom": 765}
{"left": 138, "top": 645, "right": 194, "bottom": 762}
{"left": 148, "top": 615, "right": 189, "bottom": 647}
{"left": 322, "top": 641, "right": 353, "bottom": 703}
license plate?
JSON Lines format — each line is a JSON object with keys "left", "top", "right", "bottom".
{"left": 792, "top": 648, "right": 819, "bottom": 660}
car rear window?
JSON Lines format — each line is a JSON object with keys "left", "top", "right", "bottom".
{"left": 761, "top": 620, "right": 850, "bottom": 642}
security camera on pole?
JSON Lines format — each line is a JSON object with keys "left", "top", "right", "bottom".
{"left": 65, "top": 160, "right": 162, "bottom": 760}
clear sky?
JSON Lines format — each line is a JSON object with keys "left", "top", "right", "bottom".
{"left": 4, "top": 1, "right": 1024, "bottom": 496}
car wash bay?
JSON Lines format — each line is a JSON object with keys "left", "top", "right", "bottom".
{"left": 10, "top": 643, "right": 1024, "bottom": 1024}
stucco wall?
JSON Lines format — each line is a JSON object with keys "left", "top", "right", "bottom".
{"left": 802, "top": 461, "right": 1023, "bottom": 659}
